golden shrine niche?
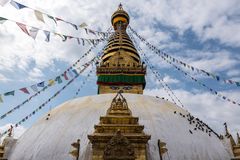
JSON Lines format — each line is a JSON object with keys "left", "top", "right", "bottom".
{"left": 88, "top": 92, "right": 151, "bottom": 160}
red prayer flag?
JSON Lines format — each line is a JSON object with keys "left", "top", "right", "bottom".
{"left": 63, "top": 72, "right": 68, "bottom": 80}
{"left": 20, "top": 88, "right": 30, "bottom": 94}
{"left": 16, "top": 22, "right": 29, "bottom": 36}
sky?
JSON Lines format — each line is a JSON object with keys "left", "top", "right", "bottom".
{"left": 0, "top": 0, "right": 240, "bottom": 140}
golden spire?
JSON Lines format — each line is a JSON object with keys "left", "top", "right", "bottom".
{"left": 111, "top": 3, "right": 130, "bottom": 30}
{"left": 96, "top": 5, "right": 146, "bottom": 94}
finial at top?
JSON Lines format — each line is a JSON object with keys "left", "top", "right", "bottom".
{"left": 118, "top": 3, "right": 123, "bottom": 10}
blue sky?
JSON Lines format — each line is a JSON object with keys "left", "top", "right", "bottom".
{"left": 0, "top": 0, "right": 240, "bottom": 139}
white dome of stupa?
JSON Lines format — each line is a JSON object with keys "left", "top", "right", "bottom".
{"left": 6, "top": 94, "right": 232, "bottom": 160}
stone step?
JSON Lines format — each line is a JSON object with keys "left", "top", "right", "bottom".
{"left": 233, "top": 146, "right": 240, "bottom": 156}
{"left": 94, "top": 124, "right": 144, "bottom": 133}
{"left": 100, "top": 116, "right": 138, "bottom": 124}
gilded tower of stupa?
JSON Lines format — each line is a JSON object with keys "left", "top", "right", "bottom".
{"left": 97, "top": 4, "right": 146, "bottom": 94}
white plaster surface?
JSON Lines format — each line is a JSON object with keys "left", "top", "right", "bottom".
{"left": 7, "top": 94, "right": 231, "bottom": 160}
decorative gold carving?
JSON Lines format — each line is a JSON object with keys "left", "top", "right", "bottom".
{"left": 107, "top": 92, "right": 131, "bottom": 115}
{"left": 103, "top": 130, "right": 134, "bottom": 160}
{"left": 88, "top": 92, "right": 151, "bottom": 159}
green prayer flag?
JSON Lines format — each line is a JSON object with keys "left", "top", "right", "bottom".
{"left": 4, "top": 90, "right": 15, "bottom": 96}
{"left": 0, "top": 17, "right": 7, "bottom": 24}
{"left": 0, "top": 94, "right": 3, "bottom": 103}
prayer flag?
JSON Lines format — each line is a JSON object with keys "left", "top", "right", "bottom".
{"left": 4, "top": 90, "right": 14, "bottom": 96}
{"left": 84, "top": 28, "right": 88, "bottom": 34}
{"left": 236, "top": 82, "right": 240, "bottom": 87}
{"left": 63, "top": 72, "right": 68, "bottom": 80}
{"left": 68, "top": 70, "right": 73, "bottom": 77}
{"left": 88, "top": 29, "right": 96, "bottom": 35}
{"left": 48, "top": 79, "right": 55, "bottom": 86}
{"left": 43, "top": 30, "right": 50, "bottom": 42}
{"left": 68, "top": 22, "right": 78, "bottom": 30}
{"left": 76, "top": 38, "right": 80, "bottom": 45}
{"left": 56, "top": 17, "right": 63, "bottom": 21}
{"left": 31, "top": 85, "right": 38, "bottom": 92}
{"left": 0, "top": 17, "right": 7, "bottom": 24}
{"left": 0, "top": 94, "right": 3, "bottom": 103}
{"left": 72, "top": 69, "right": 78, "bottom": 76}
{"left": 37, "top": 81, "right": 44, "bottom": 87}
{"left": 55, "top": 33, "right": 66, "bottom": 41}
{"left": 29, "top": 27, "right": 39, "bottom": 39}
{"left": 62, "top": 35, "right": 67, "bottom": 41}
{"left": 20, "top": 88, "right": 30, "bottom": 94}
{"left": 55, "top": 76, "right": 62, "bottom": 84}
{"left": 79, "top": 22, "right": 87, "bottom": 28}
{"left": 10, "top": 0, "right": 26, "bottom": 9}
{"left": 16, "top": 22, "right": 29, "bottom": 36}
{"left": 47, "top": 15, "right": 57, "bottom": 24}
{"left": 34, "top": 10, "right": 45, "bottom": 23}
{"left": 0, "top": 0, "right": 9, "bottom": 6}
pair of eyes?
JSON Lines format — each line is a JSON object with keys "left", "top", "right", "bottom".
{"left": 110, "top": 86, "right": 132, "bottom": 90}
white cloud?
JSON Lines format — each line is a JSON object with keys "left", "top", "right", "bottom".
{"left": 0, "top": 73, "right": 11, "bottom": 82}
{"left": 162, "top": 75, "right": 179, "bottom": 84}
{"left": 27, "top": 67, "right": 44, "bottom": 82}
{"left": 144, "top": 88, "right": 240, "bottom": 138}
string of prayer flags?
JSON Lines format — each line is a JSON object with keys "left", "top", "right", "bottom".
{"left": 129, "top": 26, "right": 240, "bottom": 87}
{"left": 10, "top": 0, "right": 26, "bottom": 9}
{"left": 0, "top": 33, "right": 108, "bottom": 107}
{"left": 0, "top": 51, "right": 104, "bottom": 137}
{"left": 129, "top": 27, "right": 240, "bottom": 107}
{"left": 2, "top": 0, "right": 112, "bottom": 38}
{"left": 129, "top": 32, "right": 184, "bottom": 108}
{"left": 0, "top": 16, "right": 107, "bottom": 45}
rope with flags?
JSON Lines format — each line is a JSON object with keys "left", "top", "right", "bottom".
{"left": 0, "top": 36, "right": 106, "bottom": 104}
{"left": 0, "top": 0, "right": 111, "bottom": 37}
{"left": 75, "top": 66, "right": 96, "bottom": 96}
{"left": 0, "top": 52, "right": 102, "bottom": 137}
{"left": 129, "top": 26, "right": 240, "bottom": 87}
{"left": 0, "top": 38, "right": 106, "bottom": 119}
{"left": 128, "top": 31, "right": 185, "bottom": 108}
{"left": 0, "top": 29, "right": 112, "bottom": 136}
{"left": 0, "top": 16, "right": 107, "bottom": 45}
{"left": 129, "top": 28, "right": 240, "bottom": 107}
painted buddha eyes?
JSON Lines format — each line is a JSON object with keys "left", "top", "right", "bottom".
{"left": 110, "top": 86, "right": 120, "bottom": 90}
{"left": 110, "top": 86, "right": 132, "bottom": 90}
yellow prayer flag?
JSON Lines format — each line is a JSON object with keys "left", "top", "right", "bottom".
{"left": 34, "top": 10, "right": 45, "bottom": 23}
{"left": 79, "top": 22, "right": 87, "bottom": 28}
{"left": 48, "top": 79, "right": 55, "bottom": 86}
